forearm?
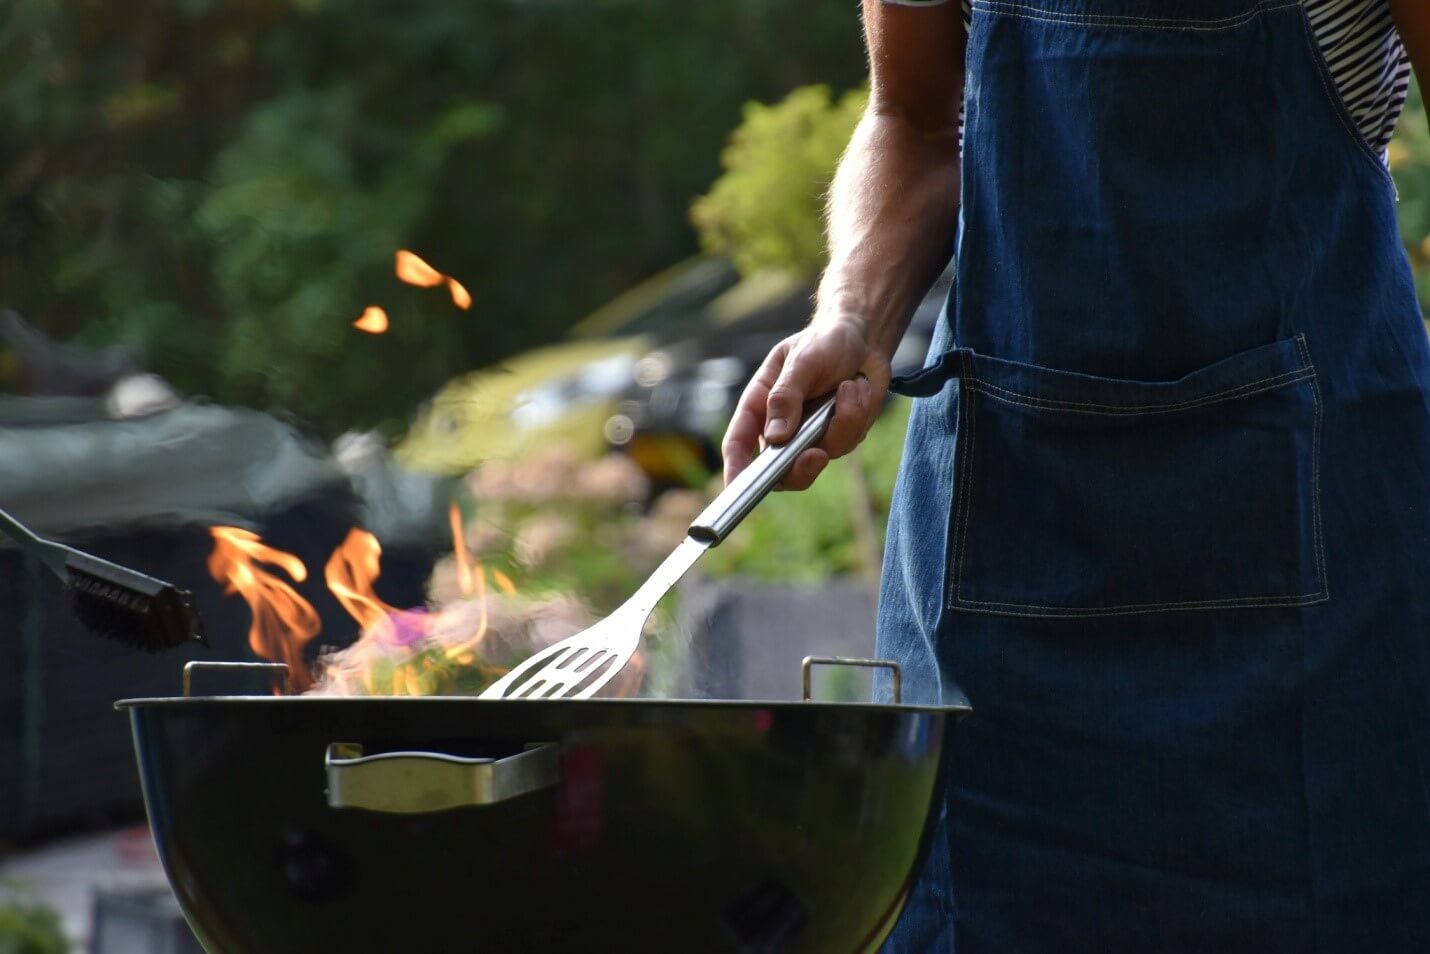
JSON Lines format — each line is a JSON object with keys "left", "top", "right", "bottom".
{"left": 815, "top": 109, "right": 961, "bottom": 360}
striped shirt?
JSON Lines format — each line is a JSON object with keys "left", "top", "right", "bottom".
{"left": 885, "top": 0, "right": 1411, "bottom": 156}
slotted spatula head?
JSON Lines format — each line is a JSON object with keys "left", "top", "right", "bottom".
{"left": 480, "top": 613, "right": 641, "bottom": 700}
{"left": 481, "top": 389, "right": 841, "bottom": 701}
{"left": 480, "top": 535, "right": 709, "bottom": 700}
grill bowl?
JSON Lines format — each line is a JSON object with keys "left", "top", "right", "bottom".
{"left": 117, "top": 695, "right": 963, "bottom": 953}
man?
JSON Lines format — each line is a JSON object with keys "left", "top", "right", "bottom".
{"left": 723, "top": 1, "right": 1430, "bottom": 950}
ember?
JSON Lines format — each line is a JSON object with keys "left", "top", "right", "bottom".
{"left": 353, "top": 251, "right": 472, "bottom": 338}
{"left": 447, "top": 277, "right": 472, "bottom": 310}
{"left": 394, "top": 249, "right": 444, "bottom": 287}
{"left": 353, "top": 306, "right": 389, "bottom": 335}
{"left": 396, "top": 249, "right": 472, "bottom": 310}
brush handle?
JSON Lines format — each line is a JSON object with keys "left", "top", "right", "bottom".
{"left": 0, "top": 507, "right": 69, "bottom": 578}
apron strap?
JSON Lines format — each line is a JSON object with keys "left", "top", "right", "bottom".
{"left": 890, "top": 347, "right": 965, "bottom": 398}
{"left": 891, "top": 274, "right": 962, "bottom": 398}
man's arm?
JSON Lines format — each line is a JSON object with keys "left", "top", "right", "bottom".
{"left": 821, "top": 1, "right": 967, "bottom": 361}
{"left": 1390, "top": 0, "right": 1430, "bottom": 134}
{"left": 722, "top": 0, "right": 967, "bottom": 489}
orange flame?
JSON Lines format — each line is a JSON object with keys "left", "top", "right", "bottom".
{"left": 449, "top": 503, "right": 474, "bottom": 597}
{"left": 492, "top": 569, "right": 517, "bottom": 596}
{"left": 447, "top": 277, "right": 472, "bottom": 310}
{"left": 396, "top": 249, "right": 471, "bottom": 311}
{"left": 443, "top": 561, "right": 490, "bottom": 661}
{"left": 619, "top": 651, "right": 646, "bottom": 698}
{"left": 395, "top": 249, "right": 444, "bottom": 287}
{"left": 323, "top": 528, "right": 408, "bottom": 639}
{"left": 354, "top": 306, "right": 389, "bottom": 334}
{"left": 207, "top": 527, "right": 320, "bottom": 692}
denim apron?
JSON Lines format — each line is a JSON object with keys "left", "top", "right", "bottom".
{"left": 875, "top": 1, "right": 1430, "bottom": 951}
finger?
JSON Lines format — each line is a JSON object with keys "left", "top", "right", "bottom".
{"left": 819, "top": 351, "right": 893, "bottom": 459}
{"left": 819, "top": 376, "right": 875, "bottom": 461}
{"left": 764, "top": 341, "right": 834, "bottom": 444}
{"left": 853, "top": 353, "right": 893, "bottom": 444}
{"left": 778, "top": 448, "right": 829, "bottom": 492}
{"left": 722, "top": 342, "right": 788, "bottom": 483}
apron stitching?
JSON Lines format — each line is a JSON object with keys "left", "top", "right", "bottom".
{"left": 1295, "top": 334, "right": 1331, "bottom": 598}
{"left": 1294, "top": 332, "right": 1325, "bottom": 950}
{"left": 963, "top": 367, "right": 1313, "bottom": 414}
{"left": 954, "top": 591, "right": 1330, "bottom": 614}
{"left": 972, "top": 0, "right": 1300, "bottom": 32}
{"left": 954, "top": 350, "right": 977, "bottom": 604}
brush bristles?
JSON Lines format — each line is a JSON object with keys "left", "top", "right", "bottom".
{"left": 66, "top": 558, "right": 206, "bottom": 653}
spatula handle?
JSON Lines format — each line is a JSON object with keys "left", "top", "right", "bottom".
{"left": 688, "top": 390, "right": 840, "bottom": 545}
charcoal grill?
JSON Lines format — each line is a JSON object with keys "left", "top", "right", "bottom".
{"left": 118, "top": 658, "right": 966, "bottom": 953}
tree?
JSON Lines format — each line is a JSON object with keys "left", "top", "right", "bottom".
{"left": 0, "top": 0, "right": 868, "bottom": 434}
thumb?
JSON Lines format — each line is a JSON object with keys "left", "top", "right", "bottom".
{"left": 763, "top": 353, "right": 825, "bottom": 444}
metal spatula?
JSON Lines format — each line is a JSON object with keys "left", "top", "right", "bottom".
{"left": 481, "top": 390, "right": 840, "bottom": 700}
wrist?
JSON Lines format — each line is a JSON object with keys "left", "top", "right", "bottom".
{"left": 811, "top": 298, "right": 900, "bottom": 362}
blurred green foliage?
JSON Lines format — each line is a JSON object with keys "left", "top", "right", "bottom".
{"left": 0, "top": 0, "right": 864, "bottom": 434}
{"left": 691, "top": 84, "right": 867, "bottom": 280}
{"left": 1394, "top": 82, "right": 1430, "bottom": 313}
{"left": 0, "top": 883, "right": 66, "bottom": 954}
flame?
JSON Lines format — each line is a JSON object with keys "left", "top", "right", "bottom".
{"left": 396, "top": 249, "right": 471, "bottom": 311}
{"left": 492, "top": 569, "right": 517, "bottom": 596}
{"left": 447, "top": 277, "right": 472, "bottom": 310}
{"left": 323, "top": 528, "right": 416, "bottom": 644}
{"left": 207, "top": 527, "right": 321, "bottom": 692}
{"left": 449, "top": 503, "right": 474, "bottom": 596}
{"left": 395, "top": 249, "right": 444, "bottom": 287}
{"left": 443, "top": 561, "right": 489, "bottom": 660}
{"left": 441, "top": 504, "right": 498, "bottom": 662}
{"left": 617, "top": 651, "right": 645, "bottom": 698}
{"left": 277, "top": 513, "right": 649, "bottom": 700}
{"left": 354, "top": 306, "right": 389, "bottom": 334}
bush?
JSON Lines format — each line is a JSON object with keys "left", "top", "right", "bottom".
{"left": 691, "top": 84, "right": 868, "bottom": 280}
{"left": 0, "top": 884, "right": 67, "bottom": 954}
{"left": 1392, "top": 82, "right": 1430, "bottom": 315}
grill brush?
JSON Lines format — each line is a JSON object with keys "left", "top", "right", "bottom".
{"left": 0, "top": 506, "right": 207, "bottom": 652}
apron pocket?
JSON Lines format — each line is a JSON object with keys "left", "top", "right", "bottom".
{"left": 949, "top": 335, "right": 1326, "bottom": 618}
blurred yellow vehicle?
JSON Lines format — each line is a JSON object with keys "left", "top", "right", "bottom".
{"left": 395, "top": 257, "right": 738, "bottom": 475}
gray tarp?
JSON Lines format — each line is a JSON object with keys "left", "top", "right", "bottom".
{"left": 0, "top": 397, "right": 350, "bottom": 536}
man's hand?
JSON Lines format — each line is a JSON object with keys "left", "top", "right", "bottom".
{"left": 722, "top": 318, "right": 892, "bottom": 490}
{"left": 719, "top": 0, "right": 965, "bottom": 491}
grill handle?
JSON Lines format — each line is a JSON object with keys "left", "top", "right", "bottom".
{"left": 325, "top": 742, "right": 559, "bottom": 813}
{"left": 802, "top": 656, "right": 902, "bottom": 704}
{"left": 183, "top": 660, "right": 289, "bottom": 696}
{"left": 688, "top": 390, "right": 840, "bottom": 545}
